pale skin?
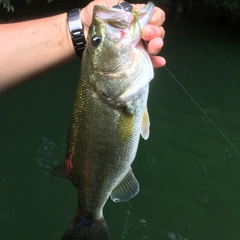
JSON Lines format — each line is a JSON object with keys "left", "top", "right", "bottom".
{"left": 0, "top": 0, "right": 165, "bottom": 93}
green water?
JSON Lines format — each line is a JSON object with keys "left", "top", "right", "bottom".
{"left": 1, "top": 17, "right": 240, "bottom": 240}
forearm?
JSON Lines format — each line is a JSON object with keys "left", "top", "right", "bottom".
{"left": 0, "top": 13, "right": 75, "bottom": 93}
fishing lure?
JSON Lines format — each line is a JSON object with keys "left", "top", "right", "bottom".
{"left": 113, "top": 2, "right": 143, "bottom": 37}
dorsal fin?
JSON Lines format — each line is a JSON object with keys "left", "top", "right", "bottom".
{"left": 51, "top": 159, "right": 78, "bottom": 187}
{"left": 51, "top": 159, "right": 67, "bottom": 178}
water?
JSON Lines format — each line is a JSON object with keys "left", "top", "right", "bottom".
{"left": 1, "top": 16, "right": 240, "bottom": 240}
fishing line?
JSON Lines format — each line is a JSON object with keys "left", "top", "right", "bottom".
{"left": 142, "top": 25, "right": 239, "bottom": 155}
{"left": 163, "top": 65, "right": 240, "bottom": 156}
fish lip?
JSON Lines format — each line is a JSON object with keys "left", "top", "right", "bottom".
{"left": 93, "top": 5, "right": 134, "bottom": 27}
{"left": 94, "top": 4, "right": 131, "bottom": 14}
{"left": 93, "top": 2, "right": 155, "bottom": 46}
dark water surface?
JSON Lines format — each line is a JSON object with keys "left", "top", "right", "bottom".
{"left": 1, "top": 17, "right": 240, "bottom": 240}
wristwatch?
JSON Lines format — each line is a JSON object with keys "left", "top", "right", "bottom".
{"left": 67, "top": 8, "right": 86, "bottom": 58}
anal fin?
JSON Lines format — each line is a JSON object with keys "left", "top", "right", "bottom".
{"left": 110, "top": 168, "right": 139, "bottom": 203}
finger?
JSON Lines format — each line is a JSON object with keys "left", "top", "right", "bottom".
{"left": 142, "top": 25, "right": 165, "bottom": 41}
{"left": 149, "top": 7, "right": 165, "bottom": 26}
{"left": 146, "top": 37, "right": 164, "bottom": 55}
{"left": 150, "top": 56, "right": 166, "bottom": 68}
{"left": 132, "top": 5, "right": 165, "bottom": 27}
{"left": 131, "top": 3, "right": 145, "bottom": 10}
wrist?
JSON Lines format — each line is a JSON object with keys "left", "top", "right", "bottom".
{"left": 61, "top": 12, "right": 76, "bottom": 59}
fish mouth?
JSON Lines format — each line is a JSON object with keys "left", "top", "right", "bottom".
{"left": 93, "top": 5, "right": 134, "bottom": 28}
{"left": 93, "top": 2, "right": 155, "bottom": 47}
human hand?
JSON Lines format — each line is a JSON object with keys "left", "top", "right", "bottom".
{"left": 141, "top": 6, "right": 166, "bottom": 68}
{"left": 80, "top": 0, "right": 166, "bottom": 68}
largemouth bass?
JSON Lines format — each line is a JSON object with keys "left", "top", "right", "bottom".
{"left": 52, "top": 2, "right": 155, "bottom": 239}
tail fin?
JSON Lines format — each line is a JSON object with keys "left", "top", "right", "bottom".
{"left": 61, "top": 214, "right": 109, "bottom": 240}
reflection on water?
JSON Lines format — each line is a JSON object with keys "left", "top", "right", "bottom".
{"left": 168, "top": 232, "right": 188, "bottom": 240}
{"left": 1, "top": 16, "right": 240, "bottom": 240}
{"left": 35, "top": 137, "right": 66, "bottom": 176}
{"left": 121, "top": 202, "right": 131, "bottom": 239}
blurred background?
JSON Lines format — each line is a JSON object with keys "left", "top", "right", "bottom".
{"left": 1, "top": 0, "right": 240, "bottom": 23}
{"left": 1, "top": 0, "right": 240, "bottom": 240}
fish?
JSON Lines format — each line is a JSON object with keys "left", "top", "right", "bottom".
{"left": 52, "top": 2, "right": 155, "bottom": 240}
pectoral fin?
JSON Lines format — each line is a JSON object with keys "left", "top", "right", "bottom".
{"left": 141, "top": 108, "right": 150, "bottom": 140}
{"left": 110, "top": 168, "right": 139, "bottom": 203}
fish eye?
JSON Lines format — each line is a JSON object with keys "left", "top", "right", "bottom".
{"left": 91, "top": 35, "right": 101, "bottom": 47}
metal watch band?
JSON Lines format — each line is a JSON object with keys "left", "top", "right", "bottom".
{"left": 67, "top": 8, "right": 86, "bottom": 58}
